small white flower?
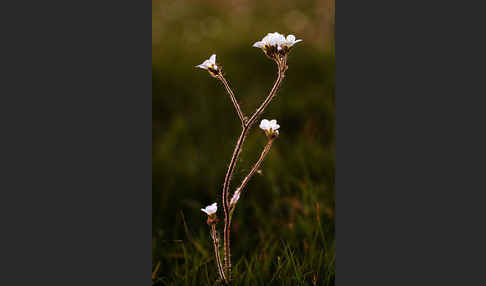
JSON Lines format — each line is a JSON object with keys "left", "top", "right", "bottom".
{"left": 259, "top": 119, "right": 280, "bottom": 132}
{"left": 285, "top": 34, "right": 303, "bottom": 47}
{"left": 201, "top": 202, "right": 217, "bottom": 215}
{"left": 259, "top": 119, "right": 280, "bottom": 137}
{"left": 230, "top": 190, "right": 241, "bottom": 206}
{"left": 267, "top": 32, "right": 286, "bottom": 47}
{"left": 253, "top": 32, "right": 302, "bottom": 54}
{"left": 253, "top": 32, "right": 285, "bottom": 49}
{"left": 196, "top": 54, "right": 218, "bottom": 71}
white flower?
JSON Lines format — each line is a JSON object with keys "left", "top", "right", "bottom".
{"left": 268, "top": 32, "right": 286, "bottom": 47}
{"left": 259, "top": 119, "right": 280, "bottom": 135}
{"left": 196, "top": 54, "right": 218, "bottom": 71}
{"left": 230, "top": 190, "right": 240, "bottom": 206}
{"left": 201, "top": 202, "right": 217, "bottom": 215}
{"left": 253, "top": 32, "right": 284, "bottom": 49}
{"left": 285, "top": 34, "right": 303, "bottom": 47}
{"left": 253, "top": 32, "right": 302, "bottom": 52}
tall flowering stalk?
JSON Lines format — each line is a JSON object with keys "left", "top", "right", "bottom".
{"left": 197, "top": 32, "right": 302, "bottom": 284}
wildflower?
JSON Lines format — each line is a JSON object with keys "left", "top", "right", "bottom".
{"left": 196, "top": 54, "right": 220, "bottom": 77}
{"left": 230, "top": 190, "right": 241, "bottom": 207}
{"left": 252, "top": 32, "right": 285, "bottom": 49}
{"left": 201, "top": 202, "right": 218, "bottom": 216}
{"left": 259, "top": 119, "right": 280, "bottom": 138}
{"left": 253, "top": 32, "right": 302, "bottom": 59}
{"left": 285, "top": 34, "right": 303, "bottom": 47}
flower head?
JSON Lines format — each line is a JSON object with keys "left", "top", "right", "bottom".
{"left": 196, "top": 54, "right": 220, "bottom": 77}
{"left": 201, "top": 202, "right": 217, "bottom": 216}
{"left": 253, "top": 32, "right": 302, "bottom": 59}
{"left": 259, "top": 119, "right": 280, "bottom": 138}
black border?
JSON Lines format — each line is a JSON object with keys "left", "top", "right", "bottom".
{"left": 337, "top": 0, "right": 486, "bottom": 284}
{"left": 1, "top": 0, "right": 152, "bottom": 285}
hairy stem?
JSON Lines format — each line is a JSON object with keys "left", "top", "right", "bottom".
{"left": 218, "top": 74, "right": 246, "bottom": 125}
{"left": 221, "top": 58, "right": 287, "bottom": 278}
{"left": 231, "top": 139, "right": 274, "bottom": 212}
{"left": 222, "top": 128, "right": 248, "bottom": 278}
{"left": 226, "top": 139, "right": 274, "bottom": 269}
{"left": 247, "top": 56, "right": 287, "bottom": 128}
{"left": 210, "top": 224, "right": 227, "bottom": 283}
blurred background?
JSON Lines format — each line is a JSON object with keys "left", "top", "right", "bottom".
{"left": 153, "top": 0, "right": 334, "bottom": 284}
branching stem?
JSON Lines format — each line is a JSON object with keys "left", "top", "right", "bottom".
{"left": 221, "top": 57, "right": 287, "bottom": 279}
{"left": 217, "top": 75, "right": 246, "bottom": 126}
{"left": 232, "top": 138, "right": 274, "bottom": 211}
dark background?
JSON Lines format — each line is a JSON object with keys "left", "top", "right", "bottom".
{"left": 152, "top": 0, "right": 335, "bottom": 284}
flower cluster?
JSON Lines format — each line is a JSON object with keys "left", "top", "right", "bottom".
{"left": 259, "top": 119, "right": 280, "bottom": 138}
{"left": 196, "top": 54, "right": 220, "bottom": 77}
{"left": 253, "top": 32, "right": 302, "bottom": 60}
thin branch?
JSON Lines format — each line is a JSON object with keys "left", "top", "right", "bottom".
{"left": 225, "top": 138, "right": 275, "bottom": 277}
{"left": 222, "top": 128, "right": 248, "bottom": 276}
{"left": 230, "top": 138, "right": 275, "bottom": 212}
{"left": 222, "top": 58, "right": 287, "bottom": 210}
{"left": 210, "top": 224, "right": 227, "bottom": 283}
{"left": 221, "top": 57, "right": 287, "bottom": 277}
{"left": 225, "top": 137, "right": 276, "bottom": 279}
{"left": 217, "top": 74, "right": 246, "bottom": 126}
{"left": 246, "top": 56, "right": 287, "bottom": 128}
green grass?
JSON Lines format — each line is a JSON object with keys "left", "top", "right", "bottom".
{"left": 153, "top": 179, "right": 334, "bottom": 285}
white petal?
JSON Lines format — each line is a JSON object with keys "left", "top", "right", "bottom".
{"left": 196, "top": 64, "right": 208, "bottom": 70}
{"left": 294, "top": 39, "right": 303, "bottom": 43}
{"left": 272, "top": 33, "right": 284, "bottom": 46}
{"left": 287, "top": 35, "right": 296, "bottom": 42}
{"left": 209, "top": 54, "right": 216, "bottom": 64}
{"left": 253, "top": 41, "right": 264, "bottom": 48}
{"left": 259, "top": 119, "right": 270, "bottom": 130}
{"left": 265, "top": 119, "right": 279, "bottom": 130}
{"left": 266, "top": 35, "right": 274, "bottom": 45}
{"left": 202, "top": 202, "right": 217, "bottom": 215}
{"left": 268, "top": 33, "right": 278, "bottom": 45}
{"left": 208, "top": 203, "right": 217, "bottom": 214}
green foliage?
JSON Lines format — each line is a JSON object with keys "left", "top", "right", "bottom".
{"left": 153, "top": 182, "right": 334, "bottom": 286}
{"left": 153, "top": 0, "right": 334, "bottom": 284}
